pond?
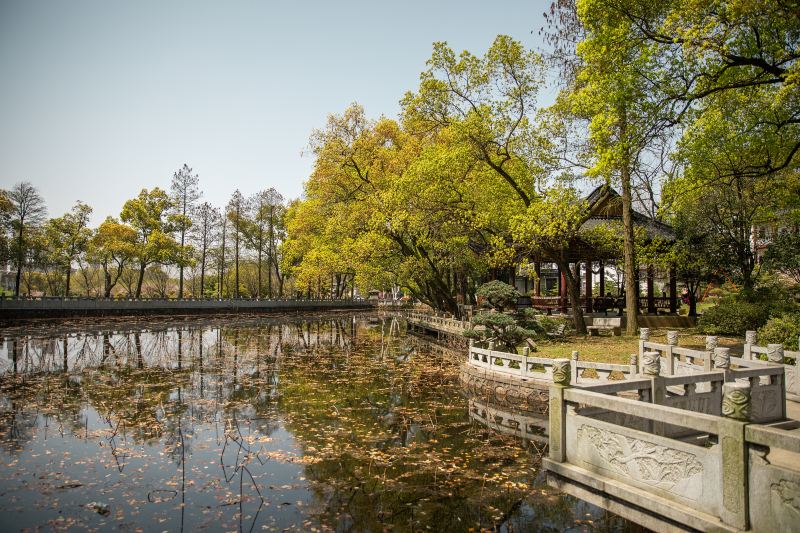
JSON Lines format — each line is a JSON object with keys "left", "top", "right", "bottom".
{"left": 0, "top": 313, "right": 636, "bottom": 532}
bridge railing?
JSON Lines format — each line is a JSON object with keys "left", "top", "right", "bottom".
{"left": 740, "top": 330, "right": 799, "bottom": 401}
{"left": 405, "top": 311, "right": 468, "bottom": 334}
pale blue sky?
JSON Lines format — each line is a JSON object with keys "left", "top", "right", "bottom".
{"left": 0, "top": 1, "right": 550, "bottom": 224}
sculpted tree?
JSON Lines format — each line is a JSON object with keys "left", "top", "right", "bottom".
{"left": 6, "top": 182, "right": 47, "bottom": 297}
{"left": 44, "top": 201, "right": 93, "bottom": 296}
{"left": 120, "top": 188, "right": 181, "bottom": 298}
{"left": 170, "top": 164, "right": 201, "bottom": 298}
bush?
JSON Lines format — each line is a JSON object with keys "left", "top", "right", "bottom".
{"left": 476, "top": 280, "right": 520, "bottom": 312}
{"left": 697, "top": 299, "right": 771, "bottom": 335}
{"left": 758, "top": 313, "right": 800, "bottom": 351}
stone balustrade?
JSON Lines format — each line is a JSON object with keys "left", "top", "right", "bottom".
{"left": 545, "top": 370, "right": 800, "bottom": 532}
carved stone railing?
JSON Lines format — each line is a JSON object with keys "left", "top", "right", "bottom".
{"left": 405, "top": 311, "right": 468, "bottom": 336}
{"left": 741, "top": 330, "right": 799, "bottom": 402}
{"left": 638, "top": 328, "right": 798, "bottom": 403}
{"left": 467, "top": 343, "right": 637, "bottom": 386}
{"left": 545, "top": 369, "right": 799, "bottom": 532}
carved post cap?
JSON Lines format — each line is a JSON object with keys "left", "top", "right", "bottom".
{"left": 666, "top": 330, "right": 679, "bottom": 346}
{"left": 745, "top": 330, "right": 757, "bottom": 345}
{"left": 629, "top": 354, "right": 638, "bottom": 367}
{"left": 705, "top": 336, "right": 719, "bottom": 352}
{"left": 642, "top": 351, "right": 661, "bottom": 376}
{"left": 714, "top": 347, "right": 731, "bottom": 369}
{"left": 767, "top": 344, "right": 784, "bottom": 363}
{"left": 722, "top": 382, "right": 751, "bottom": 421}
{"left": 552, "top": 358, "right": 571, "bottom": 386}
{"left": 571, "top": 350, "right": 579, "bottom": 361}
{"left": 639, "top": 328, "right": 650, "bottom": 341}
{"left": 488, "top": 341, "right": 495, "bottom": 351}
{"left": 522, "top": 346, "right": 530, "bottom": 357}
{"left": 469, "top": 339, "right": 474, "bottom": 348}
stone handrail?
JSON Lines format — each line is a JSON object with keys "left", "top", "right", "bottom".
{"left": 468, "top": 343, "right": 637, "bottom": 386}
{"left": 546, "top": 371, "right": 798, "bottom": 531}
{"left": 406, "top": 311, "right": 469, "bottom": 335}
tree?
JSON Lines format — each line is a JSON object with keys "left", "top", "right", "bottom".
{"left": 170, "top": 164, "right": 201, "bottom": 298}
{"left": 193, "top": 202, "right": 219, "bottom": 297}
{"left": 44, "top": 201, "right": 93, "bottom": 296}
{"left": 89, "top": 217, "right": 138, "bottom": 297}
{"left": 6, "top": 182, "right": 47, "bottom": 297}
{"left": 243, "top": 189, "right": 284, "bottom": 298}
{"left": 668, "top": 86, "right": 800, "bottom": 290}
{"left": 120, "top": 188, "right": 182, "bottom": 298}
{"left": 764, "top": 232, "right": 800, "bottom": 286}
{"left": 227, "top": 191, "right": 246, "bottom": 298}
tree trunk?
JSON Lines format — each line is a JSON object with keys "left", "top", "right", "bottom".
{"left": 619, "top": 108, "right": 639, "bottom": 336}
{"left": 65, "top": 266, "right": 71, "bottom": 297}
{"left": 557, "top": 256, "right": 587, "bottom": 334}
{"left": 14, "top": 224, "right": 23, "bottom": 298}
{"left": 135, "top": 262, "right": 146, "bottom": 298}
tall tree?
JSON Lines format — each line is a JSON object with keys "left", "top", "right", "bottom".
{"left": 227, "top": 191, "right": 246, "bottom": 299}
{"left": 193, "top": 202, "right": 219, "bottom": 297}
{"left": 44, "top": 201, "right": 93, "bottom": 296}
{"left": 120, "top": 188, "right": 181, "bottom": 298}
{"left": 6, "top": 182, "right": 47, "bottom": 297}
{"left": 170, "top": 164, "right": 201, "bottom": 298}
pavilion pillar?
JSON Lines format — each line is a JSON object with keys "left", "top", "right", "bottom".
{"left": 585, "top": 260, "right": 593, "bottom": 313}
{"left": 647, "top": 265, "right": 656, "bottom": 314}
{"left": 599, "top": 260, "right": 605, "bottom": 296}
{"left": 669, "top": 266, "right": 677, "bottom": 314}
{"left": 559, "top": 266, "right": 568, "bottom": 314}
{"left": 534, "top": 262, "right": 542, "bottom": 296}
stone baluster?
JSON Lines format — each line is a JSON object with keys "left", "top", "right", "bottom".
{"left": 704, "top": 336, "right": 718, "bottom": 371}
{"left": 570, "top": 350, "right": 579, "bottom": 384}
{"left": 665, "top": 330, "right": 678, "bottom": 375}
{"left": 714, "top": 347, "right": 732, "bottom": 382}
{"left": 549, "top": 357, "right": 571, "bottom": 463}
{"left": 638, "top": 328, "right": 650, "bottom": 371}
{"left": 642, "top": 350, "right": 660, "bottom": 376}
{"left": 629, "top": 354, "right": 638, "bottom": 378}
{"left": 743, "top": 330, "right": 757, "bottom": 360}
{"left": 767, "top": 343, "right": 784, "bottom": 364}
{"left": 722, "top": 382, "right": 751, "bottom": 422}
{"left": 720, "top": 382, "right": 750, "bottom": 529}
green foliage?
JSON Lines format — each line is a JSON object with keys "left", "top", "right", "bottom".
{"left": 697, "top": 299, "right": 771, "bottom": 336}
{"left": 763, "top": 232, "right": 800, "bottom": 285}
{"left": 475, "top": 280, "right": 519, "bottom": 311}
{"left": 468, "top": 311, "right": 539, "bottom": 352}
{"left": 758, "top": 313, "right": 800, "bottom": 352}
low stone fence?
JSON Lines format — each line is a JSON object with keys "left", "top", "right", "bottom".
{"left": 467, "top": 397, "right": 548, "bottom": 445}
{"left": 468, "top": 342, "right": 638, "bottom": 387}
{"left": 639, "top": 328, "right": 799, "bottom": 403}
{"left": 405, "top": 311, "right": 468, "bottom": 336}
{"left": 545, "top": 357, "right": 799, "bottom": 532}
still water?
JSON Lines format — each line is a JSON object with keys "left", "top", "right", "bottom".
{"left": 0, "top": 313, "right": 633, "bottom": 532}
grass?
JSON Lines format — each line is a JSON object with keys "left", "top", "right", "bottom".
{"left": 514, "top": 328, "right": 745, "bottom": 365}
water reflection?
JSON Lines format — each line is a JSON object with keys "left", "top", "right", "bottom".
{"left": 0, "top": 314, "right": 635, "bottom": 531}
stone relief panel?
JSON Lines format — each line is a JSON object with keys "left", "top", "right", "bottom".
{"left": 576, "top": 424, "right": 704, "bottom": 501}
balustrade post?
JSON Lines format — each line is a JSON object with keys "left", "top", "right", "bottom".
{"left": 629, "top": 354, "right": 638, "bottom": 378}
{"left": 719, "top": 382, "right": 751, "bottom": 530}
{"left": 521, "top": 346, "right": 530, "bottom": 378}
{"left": 704, "top": 336, "right": 718, "bottom": 371}
{"left": 767, "top": 344, "right": 784, "bottom": 364}
{"left": 549, "top": 358, "right": 570, "bottom": 463}
{"left": 744, "top": 330, "right": 757, "bottom": 360}
{"left": 570, "top": 350, "right": 579, "bottom": 384}
{"left": 638, "top": 328, "right": 650, "bottom": 371}
{"left": 714, "top": 347, "right": 732, "bottom": 383}
{"left": 665, "top": 330, "right": 678, "bottom": 375}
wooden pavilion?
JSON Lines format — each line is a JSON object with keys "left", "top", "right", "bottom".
{"left": 515, "top": 185, "right": 678, "bottom": 315}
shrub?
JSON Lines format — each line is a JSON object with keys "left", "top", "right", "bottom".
{"left": 476, "top": 280, "right": 520, "bottom": 312}
{"left": 697, "top": 299, "right": 771, "bottom": 335}
{"left": 758, "top": 313, "right": 800, "bottom": 351}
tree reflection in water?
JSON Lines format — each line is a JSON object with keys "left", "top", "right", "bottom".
{"left": 0, "top": 314, "right": 635, "bottom": 532}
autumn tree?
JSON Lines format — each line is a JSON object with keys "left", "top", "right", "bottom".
{"left": 89, "top": 217, "right": 138, "bottom": 297}
{"left": 44, "top": 201, "right": 93, "bottom": 296}
{"left": 120, "top": 188, "right": 182, "bottom": 298}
